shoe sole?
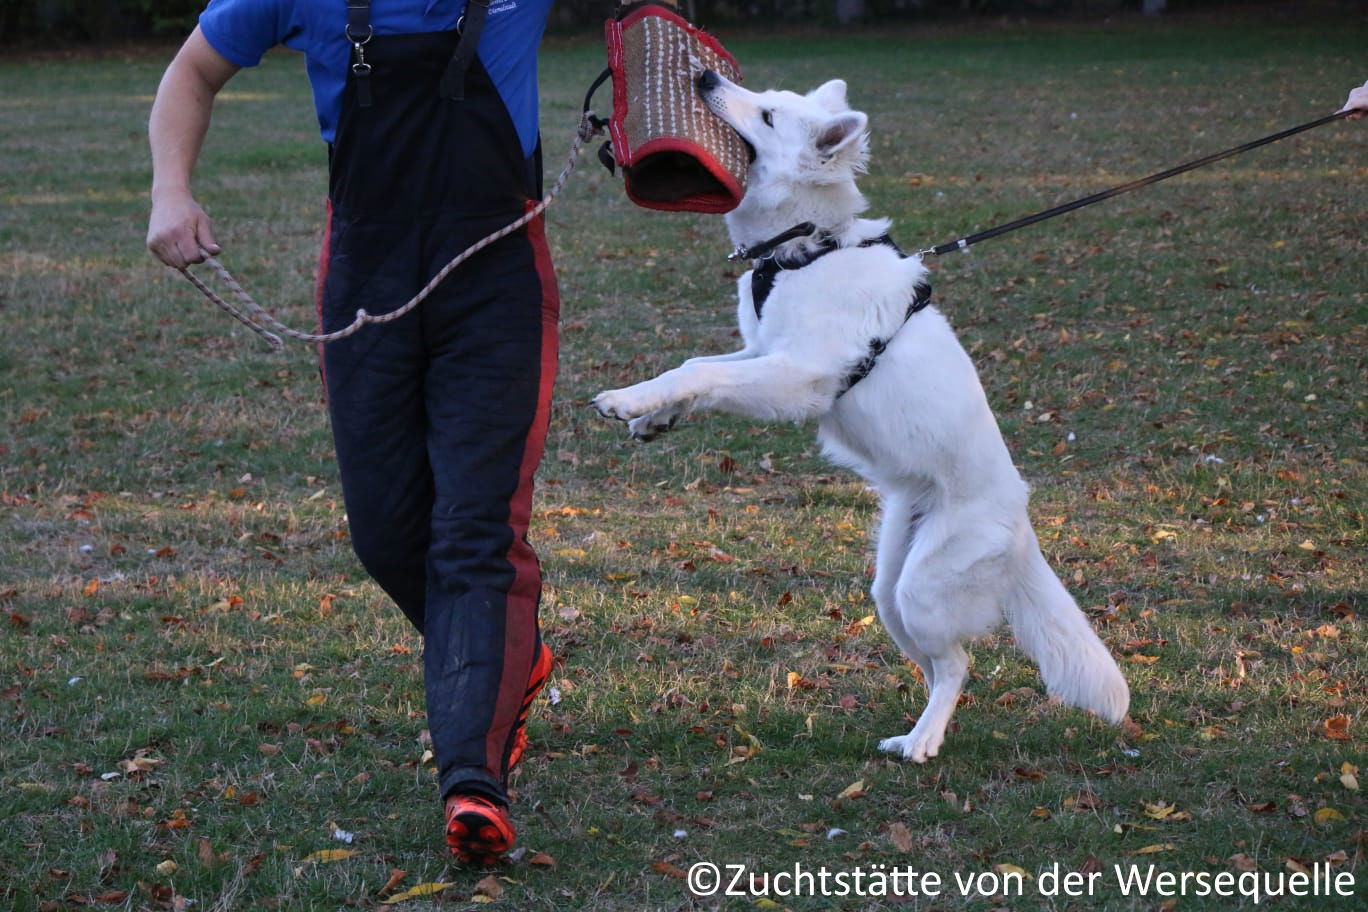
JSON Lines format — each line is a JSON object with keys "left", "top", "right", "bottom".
{"left": 446, "top": 801, "right": 515, "bottom": 865}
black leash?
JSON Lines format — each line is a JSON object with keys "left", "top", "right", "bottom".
{"left": 920, "top": 109, "right": 1354, "bottom": 257}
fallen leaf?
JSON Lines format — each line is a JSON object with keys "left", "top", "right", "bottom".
{"left": 382, "top": 883, "right": 451, "bottom": 904}
{"left": 651, "top": 861, "right": 686, "bottom": 879}
{"left": 1322, "top": 716, "right": 1349, "bottom": 740}
{"left": 302, "top": 849, "right": 357, "bottom": 863}
{"left": 90, "top": 891, "right": 130, "bottom": 904}
{"left": 1228, "top": 853, "right": 1258, "bottom": 872}
{"left": 888, "top": 822, "right": 915, "bottom": 853}
{"left": 836, "top": 779, "right": 865, "bottom": 800}
{"left": 1340, "top": 762, "right": 1359, "bottom": 791}
{"left": 376, "top": 868, "right": 408, "bottom": 897}
{"left": 1134, "top": 844, "right": 1176, "bottom": 855}
{"left": 1313, "top": 808, "right": 1344, "bottom": 824}
{"left": 529, "top": 852, "right": 556, "bottom": 867}
{"left": 1143, "top": 802, "right": 1176, "bottom": 820}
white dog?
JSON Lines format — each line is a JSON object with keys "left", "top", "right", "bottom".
{"left": 593, "top": 72, "right": 1129, "bottom": 762}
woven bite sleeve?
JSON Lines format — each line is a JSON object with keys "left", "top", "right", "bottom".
{"left": 605, "top": 4, "right": 749, "bottom": 213}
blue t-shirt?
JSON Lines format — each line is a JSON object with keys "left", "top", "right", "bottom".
{"left": 199, "top": 0, "right": 552, "bottom": 157}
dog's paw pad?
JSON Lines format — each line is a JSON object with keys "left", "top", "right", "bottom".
{"left": 628, "top": 412, "right": 678, "bottom": 442}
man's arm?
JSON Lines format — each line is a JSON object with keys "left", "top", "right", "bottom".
{"left": 147, "top": 26, "right": 241, "bottom": 269}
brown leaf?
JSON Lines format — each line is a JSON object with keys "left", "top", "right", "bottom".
{"left": 651, "top": 861, "right": 687, "bottom": 880}
{"left": 90, "top": 891, "right": 130, "bottom": 904}
{"left": 529, "top": 852, "right": 556, "bottom": 867}
{"left": 473, "top": 875, "right": 503, "bottom": 901}
{"left": 196, "top": 837, "right": 216, "bottom": 867}
{"left": 377, "top": 868, "right": 408, "bottom": 897}
{"left": 1069, "top": 789, "right": 1102, "bottom": 812}
{"left": 888, "top": 821, "right": 915, "bottom": 853}
{"left": 1322, "top": 715, "right": 1349, "bottom": 740}
{"left": 1245, "top": 801, "right": 1277, "bottom": 813}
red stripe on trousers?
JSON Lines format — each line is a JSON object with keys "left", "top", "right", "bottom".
{"left": 314, "top": 198, "right": 334, "bottom": 387}
{"left": 484, "top": 205, "right": 560, "bottom": 776}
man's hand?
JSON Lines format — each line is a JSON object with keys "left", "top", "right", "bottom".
{"left": 147, "top": 191, "right": 219, "bottom": 270}
{"left": 1338, "top": 79, "right": 1368, "bottom": 121}
{"left": 147, "top": 26, "right": 239, "bottom": 270}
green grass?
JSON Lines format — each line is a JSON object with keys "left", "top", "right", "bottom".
{"left": 2, "top": 9, "right": 1365, "bottom": 911}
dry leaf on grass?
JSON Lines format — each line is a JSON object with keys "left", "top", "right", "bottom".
{"left": 382, "top": 882, "right": 451, "bottom": 904}
{"left": 302, "top": 849, "right": 357, "bottom": 863}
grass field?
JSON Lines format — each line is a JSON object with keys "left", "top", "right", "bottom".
{"left": 2, "top": 8, "right": 1365, "bottom": 911}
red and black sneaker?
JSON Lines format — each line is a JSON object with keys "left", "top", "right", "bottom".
{"left": 507, "top": 642, "right": 553, "bottom": 771}
{"left": 445, "top": 794, "right": 516, "bottom": 865}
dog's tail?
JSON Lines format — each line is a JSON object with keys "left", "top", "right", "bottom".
{"left": 1005, "top": 541, "right": 1129, "bottom": 724}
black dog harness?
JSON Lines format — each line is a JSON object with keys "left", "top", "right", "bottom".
{"left": 734, "top": 222, "right": 933, "bottom": 396}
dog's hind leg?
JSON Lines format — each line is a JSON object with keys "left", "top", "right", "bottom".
{"left": 878, "top": 642, "right": 968, "bottom": 764}
{"left": 872, "top": 493, "right": 933, "bottom": 691}
{"left": 878, "top": 518, "right": 1011, "bottom": 763}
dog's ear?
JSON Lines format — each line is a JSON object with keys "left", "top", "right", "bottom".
{"left": 809, "top": 79, "right": 850, "bottom": 112}
{"left": 814, "top": 111, "right": 867, "bottom": 159}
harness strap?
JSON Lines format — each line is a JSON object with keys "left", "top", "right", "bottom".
{"left": 346, "top": 0, "right": 374, "bottom": 107}
{"left": 749, "top": 228, "right": 895, "bottom": 318}
{"left": 441, "top": 0, "right": 491, "bottom": 101}
{"left": 836, "top": 281, "right": 932, "bottom": 398}
{"left": 738, "top": 223, "right": 931, "bottom": 399}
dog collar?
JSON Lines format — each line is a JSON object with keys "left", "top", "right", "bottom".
{"left": 728, "top": 221, "right": 821, "bottom": 262}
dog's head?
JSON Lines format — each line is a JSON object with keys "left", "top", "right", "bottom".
{"left": 697, "top": 70, "right": 869, "bottom": 189}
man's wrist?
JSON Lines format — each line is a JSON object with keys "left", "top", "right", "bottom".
{"left": 151, "top": 183, "right": 195, "bottom": 205}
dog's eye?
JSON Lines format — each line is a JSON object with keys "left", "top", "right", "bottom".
{"left": 761, "top": 110, "right": 774, "bottom": 127}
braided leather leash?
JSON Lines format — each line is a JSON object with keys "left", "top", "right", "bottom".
{"left": 177, "top": 112, "right": 605, "bottom": 349}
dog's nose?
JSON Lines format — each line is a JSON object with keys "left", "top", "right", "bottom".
{"left": 696, "top": 69, "right": 720, "bottom": 94}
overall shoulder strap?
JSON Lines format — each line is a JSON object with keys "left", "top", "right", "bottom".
{"left": 346, "top": 0, "right": 374, "bottom": 107}
{"left": 441, "top": 0, "right": 491, "bottom": 100}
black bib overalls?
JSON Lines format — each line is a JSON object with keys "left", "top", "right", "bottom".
{"left": 317, "top": 13, "right": 558, "bottom": 807}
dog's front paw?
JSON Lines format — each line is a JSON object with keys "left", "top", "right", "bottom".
{"left": 877, "top": 729, "right": 942, "bottom": 764}
{"left": 593, "top": 388, "right": 642, "bottom": 422}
